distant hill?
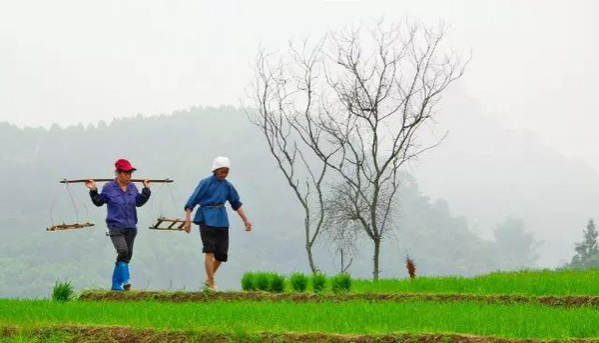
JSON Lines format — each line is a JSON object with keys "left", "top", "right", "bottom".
{"left": 413, "top": 90, "right": 599, "bottom": 267}
{"left": 0, "top": 102, "right": 579, "bottom": 297}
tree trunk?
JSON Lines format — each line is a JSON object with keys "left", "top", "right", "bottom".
{"left": 373, "top": 237, "right": 381, "bottom": 280}
{"left": 307, "top": 243, "right": 319, "bottom": 274}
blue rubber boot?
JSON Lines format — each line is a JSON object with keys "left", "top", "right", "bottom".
{"left": 123, "top": 263, "right": 131, "bottom": 291}
{"left": 111, "top": 262, "right": 126, "bottom": 291}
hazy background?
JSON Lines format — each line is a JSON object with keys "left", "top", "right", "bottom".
{"left": 1, "top": 0, "right": 598, "bottom": 296}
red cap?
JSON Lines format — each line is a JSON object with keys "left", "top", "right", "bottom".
{"left": 115, "top": 159, "right": 137, "bottom": 172}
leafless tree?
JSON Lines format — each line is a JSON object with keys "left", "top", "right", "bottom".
{"left": 246, "top": 39, "right": 335, "bottom": 274}
{"left": 338, "top": 249, "right": 354, "bottom": 274}
{"left": 249, "top": 19, "right": 466, "bottom": 279}
{"left": 324, "top": 187, "right": 360, "bottom": 274}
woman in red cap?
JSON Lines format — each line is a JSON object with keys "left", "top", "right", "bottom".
{"left": 85, "top": 159, "right": 151, "bottom": 291}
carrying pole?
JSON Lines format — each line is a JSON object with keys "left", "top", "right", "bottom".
{"left": 60, "top": 178, "right": 174, "bottom": 184}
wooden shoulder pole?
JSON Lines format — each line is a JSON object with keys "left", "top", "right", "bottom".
{"left": 60, "top": 178, "right": 174, "bottom": 184}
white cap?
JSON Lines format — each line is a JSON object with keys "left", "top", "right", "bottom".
{"left": 212, "top": 156, "right": 231, "bottom": 172}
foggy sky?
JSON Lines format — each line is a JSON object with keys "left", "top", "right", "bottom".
{"left": 1, "top": 1, "right": 599, "bottom": 275}
{"left": 0, "top": 0, "right": 597, "bottom": 170}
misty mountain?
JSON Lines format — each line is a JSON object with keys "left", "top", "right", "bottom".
{"left": 0, "top": 103, "right": 586, "bottom": 297}
{"left": 414, "top": 90, "right": 599, "bottom": 267}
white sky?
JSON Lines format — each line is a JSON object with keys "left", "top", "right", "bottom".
{"left": 0, "top": 0, "right": 597, "bottom": 169}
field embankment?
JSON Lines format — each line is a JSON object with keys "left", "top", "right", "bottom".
{"left": 79, "top": 290, "right": 599, "bottom": 308}
{"left": 3, "top": 325, "right": 599, "bottom": 343}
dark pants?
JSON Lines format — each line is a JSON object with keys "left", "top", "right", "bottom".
{"left": 198, "top": 222, "right": 229, "bottom": 262}
{"left": 108, "top": 228, "right": 137, "bottom": 264}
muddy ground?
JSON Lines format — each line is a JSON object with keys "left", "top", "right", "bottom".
{"left": 3, "top": 325, "right": 598, "bottom": 343}
{"left": 79, "top": 290, "right": 599, "bottom": 308}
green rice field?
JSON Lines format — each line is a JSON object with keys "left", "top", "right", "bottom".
{"left": 1, "top": 298, "right": 599, "bottom": 340}
{"left": 3, "top": 269, "right": 599, "bottom": 342}
{"left": 352, "top": 269, "right": 599, "bottom": 296}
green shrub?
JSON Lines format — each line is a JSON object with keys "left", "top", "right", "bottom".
{"left": 312, "top": 273, "right": 327, "bottom": 293}
{"left": 52, "top": 281, "right": 75, "bottom": 302}
{"left": 331, "top": 273, "right": 352, "bottom": 294}
{"left": 289, "top": 272, "right": 309, "bottom": 292}
{"left": 241, "top": 272, "right": 257, "bottom": 291}
{"left": 255, "top": 273, "right": 272, "bottom": 291}
{"left": 270, "top": 274, "right": 286, "bottom": 293}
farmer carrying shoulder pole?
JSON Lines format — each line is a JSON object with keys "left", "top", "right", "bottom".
{"left": 184, "top": 156, "right": 252, "bottom": 290}
{"left": 85, "top": 159, "right": 151, "bottom": 291}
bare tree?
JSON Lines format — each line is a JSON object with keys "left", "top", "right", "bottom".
{"left": 338, "top": 249, "right": 354, "bottom": 274}
{"left": 246, "top": 40, "right": 335, "bottom": 274}
{"left": 324, "top": 179, "right": 398, "bottom": 277}
{"left": 325, "top": 188, "right": 360, "bottom": 274}
{"left": 249, "top": 20, "right": 466, "bottom": 279}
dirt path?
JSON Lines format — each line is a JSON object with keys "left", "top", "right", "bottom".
{"left": 79, "top": 290, "right": 599, "bottom": 307}
{"left": 3, "top": 325, "right": 599, "bottom": 343}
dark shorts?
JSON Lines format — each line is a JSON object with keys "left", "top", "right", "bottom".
{"left": 198, "top": 222, "right": 229, "bottom": 262}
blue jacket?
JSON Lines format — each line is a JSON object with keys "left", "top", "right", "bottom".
{"left": 90, "top": 180, "right": 151, "bottom": 229}
{"left": 184, "top": 175, "right": 242, "bottom": 228}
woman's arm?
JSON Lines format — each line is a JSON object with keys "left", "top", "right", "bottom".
{"left": 135, "top": 180, "right": 151, "bottom": 207}
{"left": 184, "top": 181, "right": 205, "bottom": 212}
{"left": 183, "top": 180, "right": 207, "bottom": 234}
{"left": 236, "top": 206, "right": 252, "bottom": 232}
{"left": 227, "top": 183, "right": 251, "bottom": 231}
{"left": 226, "top": 183, "right": 251, "bottom": 231}
{"left": 183, "top": 208, "right": 193, "bottom": 234}
{"left": 86, "top": 180, "right": 107, "bottom": 207}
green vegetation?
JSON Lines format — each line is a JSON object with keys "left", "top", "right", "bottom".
{"left": 243, "top": 272, "right": 287, "bottom": 293}
{"left": 352, "top": 269, "right": 599, "bottom": 296}
{"left": 241, "top": 272, "right": 257, "bottom": 291}
{"left": 5, "top": 269, "right": 599, "bottom": 341}
{"left": 289, "top": 272, "right": 309, "bottom": 292}
{"left": 1, "top": 299, "right": 599, "bottom": 339}
{"left": 243, "top": 272, "right": 334, "bottom": 294}
{"left": 311, "top": 273, "right": 327, "bottom": 293}
{"left": 566, "top": 219, "right": 599, "bottom": 269}
{"left": 254, "top": 273, "right": 271, "bottom": 291}
{"left": 0, "top": 329, "right": 73, "bottom": 343}
{"left": 240, "top": 269, "right": 599, "bottom": 297}
{"left": 331, "top": 273, "right": 352, "bottom": 294}
{"left": 51, "top": 281, "right": 75, "bottom": 302}
{"left": 270, "top": 274, "right": 286, "bottom": 293}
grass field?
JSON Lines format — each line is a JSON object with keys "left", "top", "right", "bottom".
{"left": 351, "top": 269, "right": 599, "bottom": 296}
{"left": 2, "top": 298, "right": 599, "bottom": 340}
{"left": 3, "top": 269, "right": 599, "bottom": 342}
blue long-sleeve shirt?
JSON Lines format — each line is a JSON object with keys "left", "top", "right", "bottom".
{"left": 89, "top": 180, "right": 151, "bottom": 229}
{"left": 184, "top": 175, "right": 243, "bottom": 228}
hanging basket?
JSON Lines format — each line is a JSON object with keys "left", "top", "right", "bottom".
{"left": 47, "top": 179, "right": 95, "bottom": 232}
{"left": 147, "top": 180, "right": 186, "bottom": 232}
{"left": 46, "top": 222, "right": 95, "bottom": 232}
{"left": 149, "top": 217, "right": 186, "bottom": 231}
{"left": 47, "top": 177, "right": 175, "bottom": 232}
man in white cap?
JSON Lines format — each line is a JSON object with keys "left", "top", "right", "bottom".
{"left": 183, "top": 156, "right": 252, "bottom": 290}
